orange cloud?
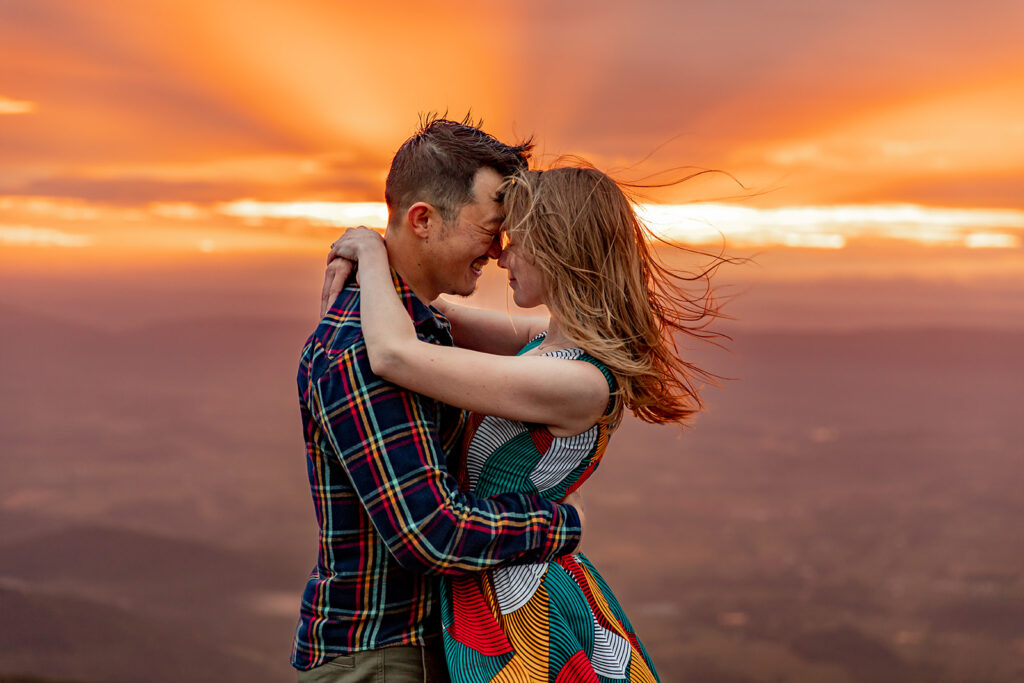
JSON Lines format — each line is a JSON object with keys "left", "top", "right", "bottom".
{"left": 727, "top": 74, "right": 1024, "bottom": 207}
{"left": 1, "top": 0, "right": 1022, "bottom": 214}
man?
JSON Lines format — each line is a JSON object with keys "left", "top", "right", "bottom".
{"left": 293, "top": 116, "right": 584, "bottom": 681}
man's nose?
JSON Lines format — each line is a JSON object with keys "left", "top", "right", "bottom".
{"left": 486, "top": 235, "right": 503, "bottom": 260}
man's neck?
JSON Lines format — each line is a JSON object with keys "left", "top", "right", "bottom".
{"left": 384, "top": 228, "right": 438, "bottom": 305}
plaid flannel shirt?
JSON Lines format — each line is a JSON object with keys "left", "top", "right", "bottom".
{"left": 291, "top": 271, "right": 582, "bottom": 669}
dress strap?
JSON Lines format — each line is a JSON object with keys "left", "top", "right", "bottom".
{"left": 516, "top": 331, "right": 547, "bottom": 356}
{"left": 574, "top": 352, "right": 618, "bottom": 417}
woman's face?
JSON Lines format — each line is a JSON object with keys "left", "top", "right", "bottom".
{"left": 498, "top": 233, "right": 546, "bottom": 309}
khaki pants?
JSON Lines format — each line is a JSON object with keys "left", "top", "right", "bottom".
{"left": 296, "top": 643, "right": 450, "bottom": 683}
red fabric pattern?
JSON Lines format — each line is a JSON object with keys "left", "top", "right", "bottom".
{"left": 446, "top": 576, "right": 513, "bottom": 656}
{"left": 557, "top": 557, "right": 619, "bottom": 634}
{"left": 529, "top": 427, "right": 555, "bottom": 455}
{"left": 555, "top": 650, "right": 601, "bottom": 683}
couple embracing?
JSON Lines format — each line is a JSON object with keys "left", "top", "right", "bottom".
{"left": 292, "top": 116, "right": 722, "bottom": 682}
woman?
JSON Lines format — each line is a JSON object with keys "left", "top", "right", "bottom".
{"left": 327, "top": 165, "right": 726, "bottom": 682}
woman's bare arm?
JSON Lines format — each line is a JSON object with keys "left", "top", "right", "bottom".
{"left": 432, "top": 298, "right": 549, "bottom": 356}
{"left": 334, "top": 228, "right": 609, "bottom": 436}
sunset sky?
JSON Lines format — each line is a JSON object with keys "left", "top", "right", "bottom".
{"left": 6, "top": 6, "right": 1024, "bottom": 681}
{"left": 2, "top": 0, "right": 1023, "bottom": 267}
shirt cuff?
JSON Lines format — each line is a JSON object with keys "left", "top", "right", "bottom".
{"left": 544, "top": 500, "right": 583, "bottom": 559}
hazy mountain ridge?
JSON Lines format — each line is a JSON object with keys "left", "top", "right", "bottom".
{"left": 0, "top": 585, "right": 274, "bottom": 683}
{"left": 2, "top": 313, "right": 1023, "bottom": 681}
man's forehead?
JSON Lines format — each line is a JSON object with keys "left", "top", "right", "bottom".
{"left": 462, "top": 167, "right": 506, "bottom": 226}
{"left": 472, "top": 190, "right": 502, "bottom": 212}
{"left": 468, "top": 192, "right": 504, "bottom": 221}
{"left": 472, "top": 167, "right": 505, "bottom": 198}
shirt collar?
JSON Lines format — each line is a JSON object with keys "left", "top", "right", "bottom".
{"left": 390, "top": 269, "right": 452, "bottom": 336}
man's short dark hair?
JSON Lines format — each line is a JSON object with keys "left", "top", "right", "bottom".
{"left": 385, "top": 113, "right": 533, "bottom": 226}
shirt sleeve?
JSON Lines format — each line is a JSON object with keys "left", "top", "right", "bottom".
{"left": 310, "top": 341, "right": 582, "bottom": 576}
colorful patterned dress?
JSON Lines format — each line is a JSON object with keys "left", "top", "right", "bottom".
{"left": 440, "top": 335, "right": 661, "bottom": 682}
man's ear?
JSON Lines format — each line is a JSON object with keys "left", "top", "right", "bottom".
{"left": 407, "top": 202, "right": 438, "bottom": 239}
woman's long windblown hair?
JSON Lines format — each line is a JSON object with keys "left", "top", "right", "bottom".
{"left": 500, "top": 162, "right": 733, "bottom": 426}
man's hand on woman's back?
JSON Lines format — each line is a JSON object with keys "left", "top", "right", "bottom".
{"left": 561, "top": 488, "right": 585, "bottom": 554}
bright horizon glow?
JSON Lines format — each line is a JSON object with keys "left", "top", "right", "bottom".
{"left": 214, "top": 200, "right": 1024, "bottom": 250}
{"left": 4, "top": 195, "right": 1023, "bottom": 257}
{"left": 219, "top": 200, "right": 389, "bottom": 227}
{"left": 0, "top": 96, "right": 35, "bottom": 115}
{"left": 639, "top": 203, "right": 1024, "bottom": 248}
{"left": 0, "top": 225, "right": 94, "bottom": 247}
{"left": 964, "top": 232, "right": 1021, "bottom": 249}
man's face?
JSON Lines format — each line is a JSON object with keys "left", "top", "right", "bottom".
{"left": 426, "top": 167, "right": 506, "bottom": 297}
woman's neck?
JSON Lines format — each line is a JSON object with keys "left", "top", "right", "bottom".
{"left": 539, "top": 317, "right": 573, "bottom": 350}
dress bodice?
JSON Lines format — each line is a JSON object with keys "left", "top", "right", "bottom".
{"left": 457, "top": 334, "right": 618, "bottom": 501}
